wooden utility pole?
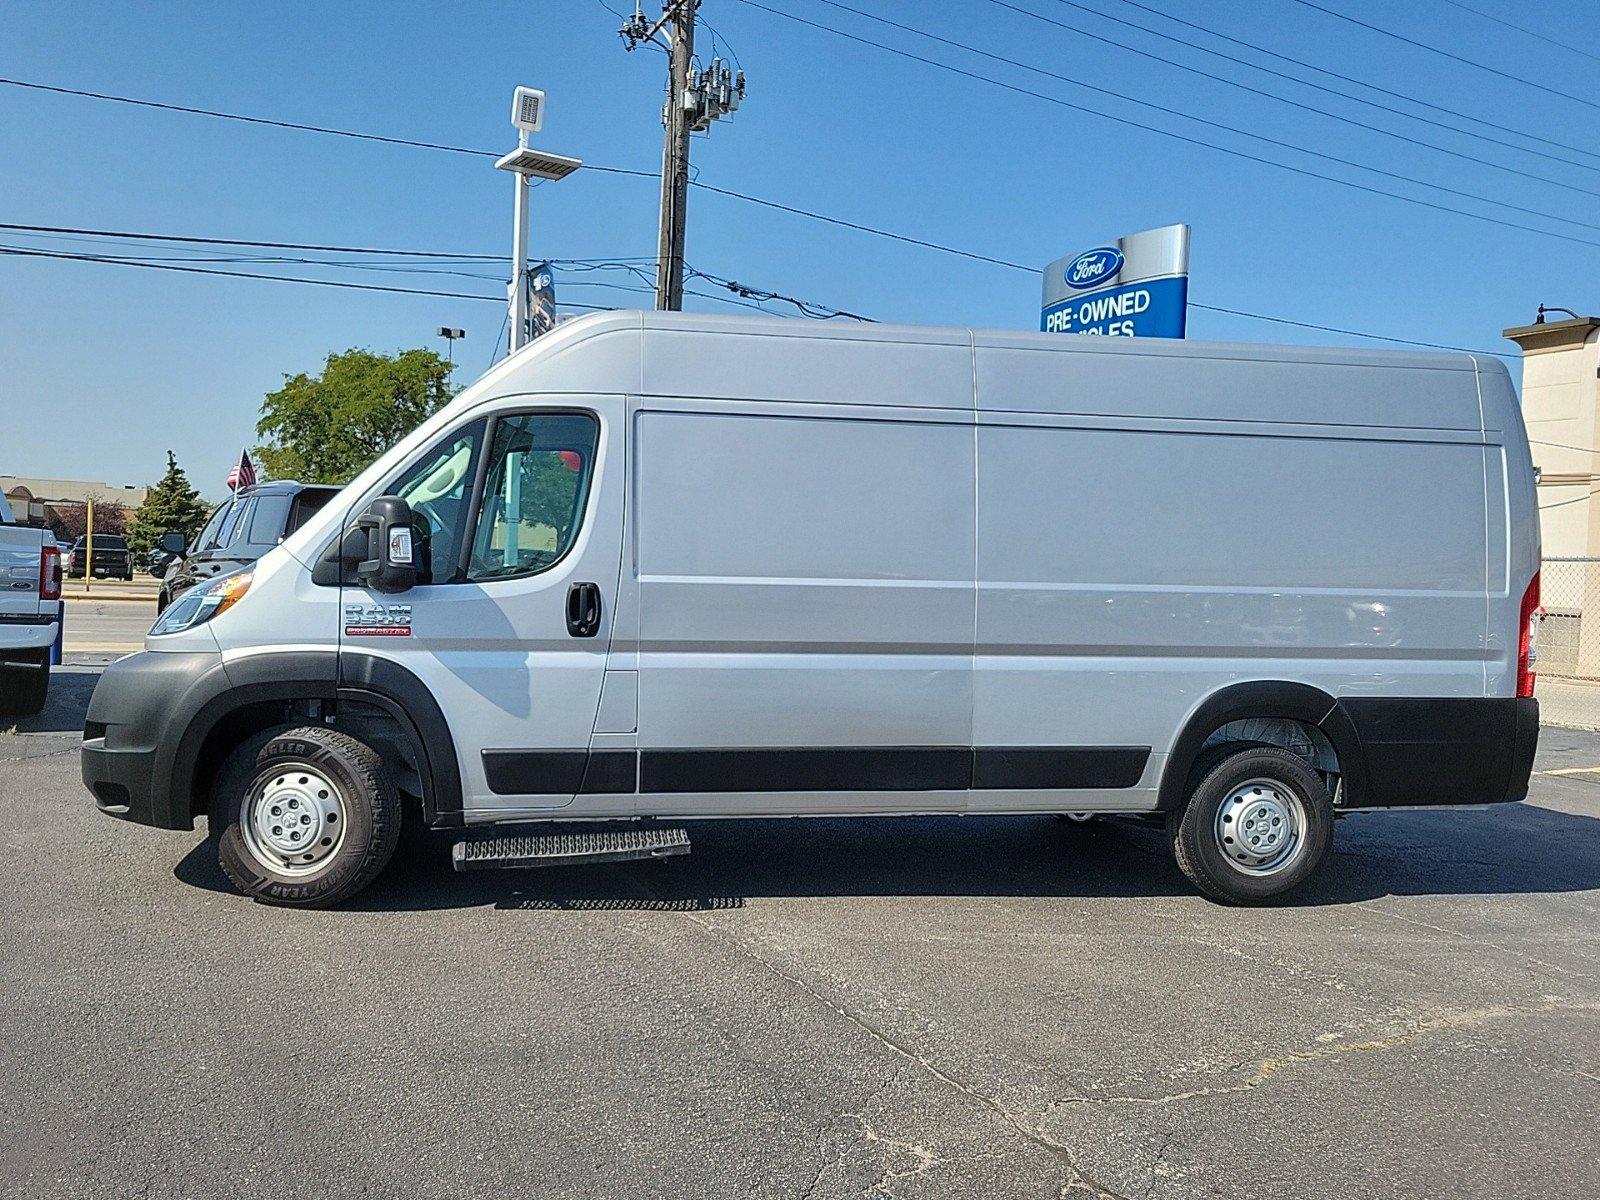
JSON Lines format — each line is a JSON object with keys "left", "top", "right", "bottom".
{"left": 621, "top": 1, "right": 744, "bottom": 311}
{"left": 655, "top": 1, "right": 695, "bottom": 311}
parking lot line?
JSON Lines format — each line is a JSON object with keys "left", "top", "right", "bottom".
{"left": 1537, "top": 765, "right": 1600, "bottom": 776}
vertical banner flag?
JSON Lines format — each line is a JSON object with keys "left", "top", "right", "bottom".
{"left": 1041, "top": 224, "right": 1190, "bottom": 339}
{"left": 528, "top": 263, "right": 557, "bottom": 340}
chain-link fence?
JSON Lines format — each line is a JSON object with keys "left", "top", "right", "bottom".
{"left": 1514, "top": 559, "right": 1600, "bottom": 729}
{"left": 1538, "top": 557, "right": 1600, "bottom": 680}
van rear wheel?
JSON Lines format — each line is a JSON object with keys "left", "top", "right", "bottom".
{"left": 1168, "top": 745, "right": 1333, "bottom": 904}
{"left": 213, "top": 726, "right": 401, "bottom": 907}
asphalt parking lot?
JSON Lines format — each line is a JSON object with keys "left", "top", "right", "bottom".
{"left": 2, "top": 662, "right": 1597, "bottom": 1200}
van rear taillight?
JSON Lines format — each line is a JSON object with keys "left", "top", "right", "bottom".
{"left": 1517, "top": 570, "right": 1540, "bottom": 698}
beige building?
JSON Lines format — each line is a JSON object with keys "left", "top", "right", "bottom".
{"left": 2, "top": 476, "right": 149, "bottom": 524}
{"left": 1503, "top": 313, "right": 1600, "bottom": 676}
{"left": 1504, "top": 315, "right": 1600, "bottom": 554}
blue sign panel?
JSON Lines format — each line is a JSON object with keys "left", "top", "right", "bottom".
{"left": 1041, "top": 225, "right": 1190, "bottom": 340}
{"left": 1040, "top": 275, "right": 1188, "bottom": 338}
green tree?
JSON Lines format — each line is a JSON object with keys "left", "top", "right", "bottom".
{"left": 256, "top": 348, "right": 456, "bottom": 484}
{"left": 125, "top": 452, "right": 211, "bottom": 555}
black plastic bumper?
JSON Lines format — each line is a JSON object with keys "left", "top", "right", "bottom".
{"left": 81, "top": 650, "right": 227, "bottom": 830}
{"left": 1337, "top": 696, "right": 1538, "bottom": 808}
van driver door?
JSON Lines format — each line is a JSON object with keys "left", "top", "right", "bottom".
{"left": 339, "top": 396, "right": 627, "bottom": 819}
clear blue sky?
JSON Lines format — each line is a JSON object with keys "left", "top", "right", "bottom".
{"left": 2, "top": 0, "right": 1596, "bottom": 493}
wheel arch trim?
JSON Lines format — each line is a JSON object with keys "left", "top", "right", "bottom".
{"left": 168, "top": 650, "right": 462, "bottom": 828}
{"left": 1157, "top": 680, "right": 1369, "bottom": 811}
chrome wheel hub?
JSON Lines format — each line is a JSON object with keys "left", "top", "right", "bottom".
{"left": 241, "top": 764, "right": 346, "bottom": 877}
{"left": 1215, "top": 778, "right": 1305, "bottom": 876}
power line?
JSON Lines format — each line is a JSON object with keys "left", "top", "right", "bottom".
{"left": 1008, "top": 0, "right": 1600, "bottom": 200}
{"left": 1113, "top": 0, "right": 1600, "bottom": 171}
{"left": 1289, "top": 0, "right": 1600, "bottom": 114}
{"left": 732, "top": 0, "right": 1600, "bottom": 257}
{"left": 1185, "top": 303, "right": 1510, "bottom": 358}
{"left": 0, "top": 220, "right": 501, "bottom": 258}
{"left": 0, "top": 75, "right": 663, "bottom": 186}
{"left": 0, "top": 76, "right": 505, "bottom": 157}
{"left": 0, "top": 244, "right": 507, "bottom": 302}
{"left": 1432, "top": 0, "right": 1600, "bottom": 67}
{"left": 687, "top": 265, "right": 874, "bottom": 320}
{"left": 690, "top": 178, "right": 1035, "bottom": 270}
{"left": 795, "top": 0, "right": 1600, "bottom": 240}
{"left": 0, "top": 70, "right": 1516, "bottom": 357}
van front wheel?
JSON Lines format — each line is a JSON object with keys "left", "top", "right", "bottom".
{"left": 214, "top": 726, "right": 401, "bottom": 907}
{"left": 1168, "top": 745, "right": 1333, "bottom": 904}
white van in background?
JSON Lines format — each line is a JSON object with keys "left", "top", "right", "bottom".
{"left": 81, "top": 311, "right": 1541, "bottom": 906}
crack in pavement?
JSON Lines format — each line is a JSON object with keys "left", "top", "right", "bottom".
{"left": 0, "top": 742, "right": 78, "bottom": 765}
{"left": 1044, "top": 999, "right": 1599, "bottom": 1112}
{"left": 673, "top": 908, "right": 1135, "bottom": 1200}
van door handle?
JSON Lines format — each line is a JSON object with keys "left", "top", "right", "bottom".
{"left": 566, "top": 582, "right": 602, "bottom": 638}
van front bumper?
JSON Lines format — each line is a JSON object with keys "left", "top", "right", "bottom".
{"left": 81, "top": 650, "right": 227, "bottom": 830}
{"left": 82, "top": 735, "right": 159, "bottom": 824}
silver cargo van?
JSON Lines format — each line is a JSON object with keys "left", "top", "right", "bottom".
{"left": 82, "top": 312, "right": 1541, "bottom": 906}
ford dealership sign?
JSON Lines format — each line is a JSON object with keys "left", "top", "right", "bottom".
{"left": 1063, "top": 247, "right": 1125, "bottom": 291}
{"left": 1041, "top": 225, "right": 1189, "bottom": 339}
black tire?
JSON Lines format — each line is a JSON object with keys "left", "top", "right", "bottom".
{"left": 0, "top": 658, "right": 49, "bottom": 717}
{"left": 213, "top": 725, "right": 402, "bottom": 907}
{"left": 156, "top": 589, "right": 168, "bottom": 614}
{"left": 1168, "top": 744, "right": 1333, "bottom": 904}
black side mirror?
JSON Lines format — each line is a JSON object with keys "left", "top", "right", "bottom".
{"left": 158, "top": 531, "right": 187, "bottom": 557}
{"left": 353, "top": 496, "right": 419, "bottom": 594}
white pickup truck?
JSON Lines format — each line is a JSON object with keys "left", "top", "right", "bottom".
{"left": 0, "top": 503, "right": 62, "bottom": 715}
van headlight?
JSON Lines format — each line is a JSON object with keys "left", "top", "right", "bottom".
{"left": 150, "top": 569, "right": 254, "bottom": 636}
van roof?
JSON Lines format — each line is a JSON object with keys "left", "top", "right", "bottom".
{"left": 463, "top": 309, "right": 1488, "bottom": 432}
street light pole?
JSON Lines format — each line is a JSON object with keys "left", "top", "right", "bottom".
{"left": 510, "top": 171, "right": 532, "bottom": 352}
{"left": 495, "top": 87, "right": 581, "bottom": 353}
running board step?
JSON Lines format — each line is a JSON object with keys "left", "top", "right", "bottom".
{"left": 451, "top": 827, "right": 690, "bottom": 872}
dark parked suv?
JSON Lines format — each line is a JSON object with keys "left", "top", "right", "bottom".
{"left": 66, "top": 534, "right": 134, "bottom": 580}
{"left": 155, "top": 481, "right": 338, "bottom": 613}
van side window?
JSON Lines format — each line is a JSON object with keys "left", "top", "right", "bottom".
{"left": 391, "top": 421, "right": 486, "bottom": 584}
{"left": 466, "top": 413, "right": 599, "bottom": 582}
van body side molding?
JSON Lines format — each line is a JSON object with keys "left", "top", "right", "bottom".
{"left": 481, "top": 745, "right": 1151, "bottom": 796}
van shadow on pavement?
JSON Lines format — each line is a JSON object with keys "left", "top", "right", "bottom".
{"left": 171, "top": 799, "right": 1600, "bottom": 913}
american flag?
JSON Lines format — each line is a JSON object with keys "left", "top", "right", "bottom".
{"left": 227, "top": 448, "right": 258, "bottom": 492}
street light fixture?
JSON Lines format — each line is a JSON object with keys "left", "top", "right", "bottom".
{"left": 436, "top": 326, "right": 466, "bottom": 366}
{"left": 496, "top": 86, "right": 581, "bottom": 353}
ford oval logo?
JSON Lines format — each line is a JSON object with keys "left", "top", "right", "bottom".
{"left": 1064, "top": 246, "right": 1124, "bottom": 290}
